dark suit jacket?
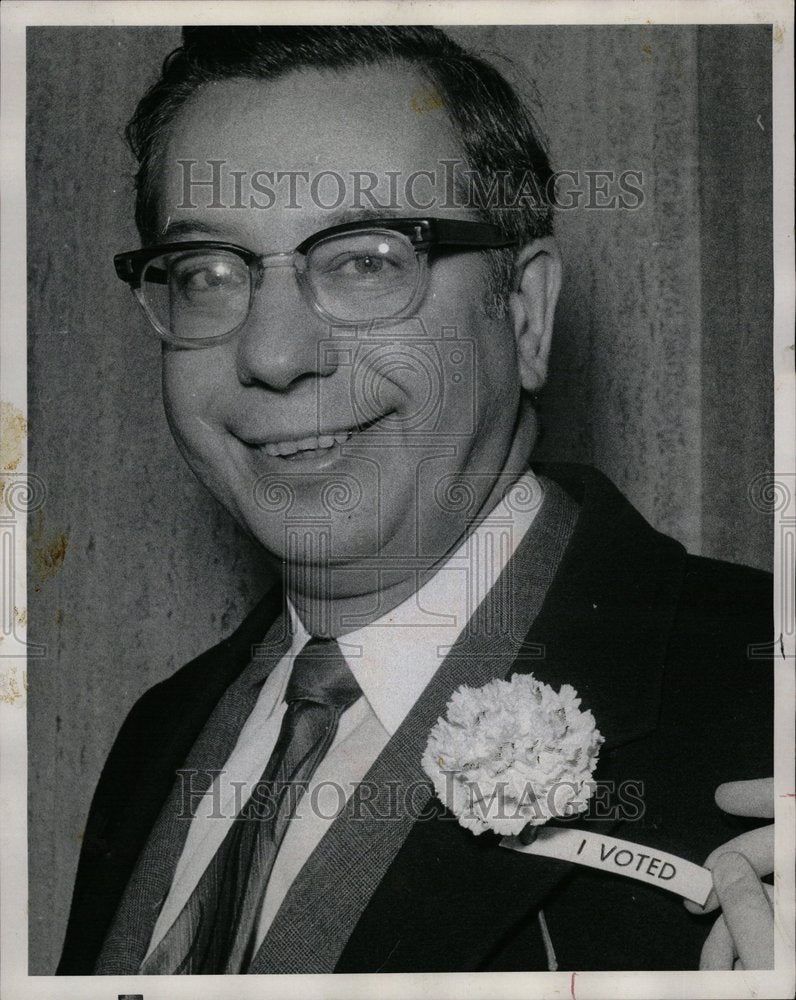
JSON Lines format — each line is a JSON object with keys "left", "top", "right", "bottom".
{"left": 57, "top": 464, "right": 773, "bottom": 973}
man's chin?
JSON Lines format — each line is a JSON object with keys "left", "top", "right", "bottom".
{"left": 239, "top": 528, "right": 386, "bottom": 576}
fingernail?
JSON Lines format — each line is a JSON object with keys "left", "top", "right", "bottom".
{"left": 712, "top": 851, "right": 747, "bottom": 890}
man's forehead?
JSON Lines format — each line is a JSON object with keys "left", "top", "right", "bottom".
{"left": 162, "top": 64, "right": 461, "bottom": 176}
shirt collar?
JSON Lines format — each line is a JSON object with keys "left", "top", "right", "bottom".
{"left": 288, "top": 471, "right": 545, "bottom": 735}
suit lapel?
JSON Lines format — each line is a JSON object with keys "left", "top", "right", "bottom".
{"left": 526, "top": 464, "right": 687, "bottom": 748}
{"left": 250, "top": 477, "right": 580, "bottom": 974}
{"left": 95, "top": 600, "right": 291, "bottom": 974}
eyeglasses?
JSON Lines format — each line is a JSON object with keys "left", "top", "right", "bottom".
{"left": 114, "top": 217, "right": 516, "bottom": 348}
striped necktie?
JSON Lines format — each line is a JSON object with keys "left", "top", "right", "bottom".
{"left": 140, "top": 637, "right": 361, "bottom": 974}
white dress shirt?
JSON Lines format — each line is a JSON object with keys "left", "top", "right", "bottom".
{"left": 145, "top": 472, "right": 545, "bottom": 959}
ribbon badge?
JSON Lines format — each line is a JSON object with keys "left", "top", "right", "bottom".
{"left": 422, "top": 672, "right": 712, "bottom": 907}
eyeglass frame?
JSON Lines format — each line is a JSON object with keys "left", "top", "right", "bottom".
{"left": 113, "top": 217, "right": 518, "bottom": 348}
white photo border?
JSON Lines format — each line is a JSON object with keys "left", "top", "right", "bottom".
{"left": 2, "top": 2, "right": 793, "bottom": 999}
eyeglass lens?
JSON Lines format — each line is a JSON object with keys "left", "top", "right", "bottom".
{"left": 138, "top": 229, "right": 421, "bottom": 339}
{"left": 141, "top": 249, "right": 251, "bottom": 341}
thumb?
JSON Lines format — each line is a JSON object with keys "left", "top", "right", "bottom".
{"left": 712, "top": 851, "right": 774, "bottom": 970}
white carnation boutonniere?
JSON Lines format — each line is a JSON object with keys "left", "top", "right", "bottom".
{"left": 422, "top": 672, "right": 713, "bottom": 907}
{"left": 422, "top": 673, "right": 603, "bottom": 836}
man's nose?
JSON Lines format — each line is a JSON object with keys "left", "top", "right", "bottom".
{"left": 235, "top": 267, "right": 333, "bottom": 390}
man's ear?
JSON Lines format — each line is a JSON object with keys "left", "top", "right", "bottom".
{"left": 508, "top": 237, "right": 562, "bottom": 393}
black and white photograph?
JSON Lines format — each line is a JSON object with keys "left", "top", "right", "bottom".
{"left": 1, "top": 2, "right": 794, "bottom": 998}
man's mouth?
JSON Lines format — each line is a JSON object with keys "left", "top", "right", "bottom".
{"left": 263, "top": 429, "right": 353, "bottom": 458}
{"left": 249, "top": 415, "right": 387, "bottom": 459}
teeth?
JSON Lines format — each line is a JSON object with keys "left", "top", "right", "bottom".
{"left": 263, "top": 429, "right": 353, "bottom": 457}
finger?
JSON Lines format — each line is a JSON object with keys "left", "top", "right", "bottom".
{"left": 685, "top": 824, "right": 774, "bottom": 913}
{"left": 712, "top": 851, "right": 774, "bottom": 970}
{"left": 715, "top": 778, "right": 774, "bottom": 818}
{"left": 697, "top": 885, "right": 774, "bottom": 968}
{"left": 705, "top": 825, "right": 774, "bottom": 874}
{"left": 699, "top": 914, "right": 735, "bottom": 969}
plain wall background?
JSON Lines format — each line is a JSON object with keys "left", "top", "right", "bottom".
{"left": 26, "top": 25, "right": 773, "bottom": 973}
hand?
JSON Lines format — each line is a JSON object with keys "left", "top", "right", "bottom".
{"left": 685, "top": 778, "right": 774, "bottom": 970}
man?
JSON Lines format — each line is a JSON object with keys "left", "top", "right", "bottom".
{"left": 57, "top": 26, "right": 774, "bottom": 974}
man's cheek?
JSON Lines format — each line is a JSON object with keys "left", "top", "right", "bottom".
{"left": 162, "top": 396, "right": 202, "bottom": 463}
{"left": 162, "top": 364, "right": 212, "bottom": 435}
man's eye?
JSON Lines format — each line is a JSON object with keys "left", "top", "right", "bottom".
{"left": 348, "top": 254, "right": 385, "bottom": 276}
{"left": 325, "top": 253, "right": 400, "bottom": 279}
{"left": 172, "top": 258, "right": 246, "bottom": 294}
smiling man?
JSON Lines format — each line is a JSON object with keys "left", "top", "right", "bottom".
{"left": 57, "top": 26, "right": 774, "bottom": 975}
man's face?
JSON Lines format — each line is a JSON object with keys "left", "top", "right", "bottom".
{"left": 154, "top": 64, "right": 537, "bottom": 591}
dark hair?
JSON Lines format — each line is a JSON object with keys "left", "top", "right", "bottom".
{"left": 126, "top": 26, "right": 554, "bottom": 310}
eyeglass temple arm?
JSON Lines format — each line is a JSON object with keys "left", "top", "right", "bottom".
{"left": 423, "top": 218, "right": 519, "bottom": 249}
{"left": 142, "top": 266, "right": 167, "bottom": 286}
{"left": 114, "top": 257, "right": 168, "bottom": 287}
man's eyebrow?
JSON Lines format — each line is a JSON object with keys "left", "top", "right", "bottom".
{"left": 160, "top": 219, "right": 235, "bottom": 241}
{"left": 158, "top": 208, "right": 420, "bottom": 247}
{"left": 322, "top": 207, "right": 414, "bottom": 228}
